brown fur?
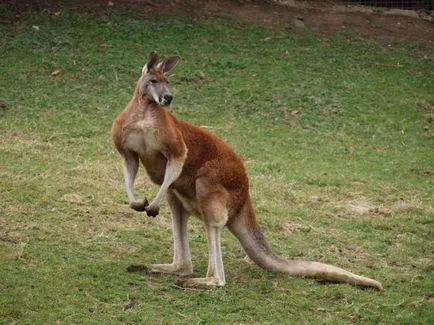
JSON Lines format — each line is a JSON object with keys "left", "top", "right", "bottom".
{"left": 111, "top": 53, "right": 383, "bottom": 290}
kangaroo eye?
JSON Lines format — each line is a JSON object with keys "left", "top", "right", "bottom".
{"left": 150, "top": 79, "right": 158, "bottom": 84}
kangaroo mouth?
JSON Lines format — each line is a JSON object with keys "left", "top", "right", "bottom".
{"left": 146, "top": 92, "right": 173, "bottom": 107}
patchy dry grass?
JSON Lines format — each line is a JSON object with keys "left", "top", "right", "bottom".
{"left": 1, "top": 7, "right": 433, "bottom": 325}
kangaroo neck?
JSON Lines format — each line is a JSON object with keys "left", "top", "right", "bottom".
{"left": 132, "top": 95, "right": 161, "bottom": 113}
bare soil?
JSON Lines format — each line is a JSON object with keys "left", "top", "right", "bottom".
{"left": 3, "top": 0, "right": 434, "bottom": 45}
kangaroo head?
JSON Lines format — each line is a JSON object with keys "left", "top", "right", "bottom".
{"left": 138, "top": 52, "right": 180, "bottom": 107}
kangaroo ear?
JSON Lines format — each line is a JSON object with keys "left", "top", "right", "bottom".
{"left": 160, "top": 56, "right": 180, "bottom": 74}
{"left": 142, "top": 52, "right": 159, "bottom": 74}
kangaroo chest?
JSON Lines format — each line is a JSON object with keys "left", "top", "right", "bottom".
{"left": 123, "top": 116, "right": 158, "bottom": 151}
{"left": 123, "top": 117, "right": 167, "bottom": 185}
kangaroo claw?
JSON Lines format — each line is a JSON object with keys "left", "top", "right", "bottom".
{"left": 145, "top": 204, "right": 159, "bottom": 218}
{"left": 130, "top": 198, "right": 149, "bottom": 212}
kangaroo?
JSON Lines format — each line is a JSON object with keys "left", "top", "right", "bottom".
{"left": 111, "top": 52, "right": 383, "bottom": 290}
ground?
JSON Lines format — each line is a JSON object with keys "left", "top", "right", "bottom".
{"left": 3, "top": 0, "right": 434, "bottom": 45}
{"left": 1, "top": 1, "right": 433, "bottom": 323}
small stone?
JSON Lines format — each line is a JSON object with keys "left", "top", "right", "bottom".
{"left": 294, "top": 17, "right": 305, "bottom": 28}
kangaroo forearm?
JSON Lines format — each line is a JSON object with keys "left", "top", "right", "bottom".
{"left": 123, "top": 152, "right": 139, "bottom": 203}
{"left": 149, "top": 158, "right": 185, "bottom": 208}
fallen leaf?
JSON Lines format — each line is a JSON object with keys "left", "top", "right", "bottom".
{"left": 51, "top": 69, "right": 61, "bottom": 77}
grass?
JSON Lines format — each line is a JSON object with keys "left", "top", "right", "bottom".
{"left": 1, "top": 6, "right": 433, "bottom": 324}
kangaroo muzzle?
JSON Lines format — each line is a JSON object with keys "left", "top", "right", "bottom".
{"left": 159, "top": 94, "right": 173, "bottom": 106}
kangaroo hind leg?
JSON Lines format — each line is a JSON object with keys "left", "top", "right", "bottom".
{"left": 149, "top": 190, "right": 193, "bottom": 276}
{"left": 178, "top": 187, "right": 228, "bottom": 287}
{"left": 129, "top": 190, "right": 193, "bottom": 276}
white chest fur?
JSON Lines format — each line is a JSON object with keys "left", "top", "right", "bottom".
{"left": 124, "top": 116, "right": 160, "bottom": 155}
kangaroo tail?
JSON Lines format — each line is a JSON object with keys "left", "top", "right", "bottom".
{"left": 228, "top": 202, "right": 383, "bottom": 290}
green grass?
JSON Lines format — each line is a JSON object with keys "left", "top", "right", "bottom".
{"left": 1, "top": 7, "right": 433, "bottom": 324}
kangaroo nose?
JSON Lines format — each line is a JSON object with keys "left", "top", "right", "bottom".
{"left": 160, "top": 94, "right": 173, "bottom": 106}
{"left": 164, "top": 95, "right": 172, "bottom": 104}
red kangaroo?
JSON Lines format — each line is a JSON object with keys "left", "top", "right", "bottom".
{"left": 111, "top": 52, "right": 383, "bottom": 290}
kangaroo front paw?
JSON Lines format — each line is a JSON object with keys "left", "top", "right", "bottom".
{"left": 145, "top": 204, "right": 159, "bottom": 217}
{"left": 130, "top": 198, "right": 149, "bottom": 212}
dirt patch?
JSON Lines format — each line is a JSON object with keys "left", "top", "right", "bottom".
{"left": 2, "top": 0, "right": 434, "bottom": 45}
{"left": 343, "top": 198, "right": 384, "bottom": 215}
{"left": 333, "top": 195, "right": 433, "bottom": 218}
{"left": 280, "top": 222, "right": 312, "bottom": 233}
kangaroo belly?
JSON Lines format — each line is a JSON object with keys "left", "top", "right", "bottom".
{"left": 172, "top": 189, "right": 200, "bottom": 216}
{"left": 140, "top": 151, "right": 166, "bottom": 185}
